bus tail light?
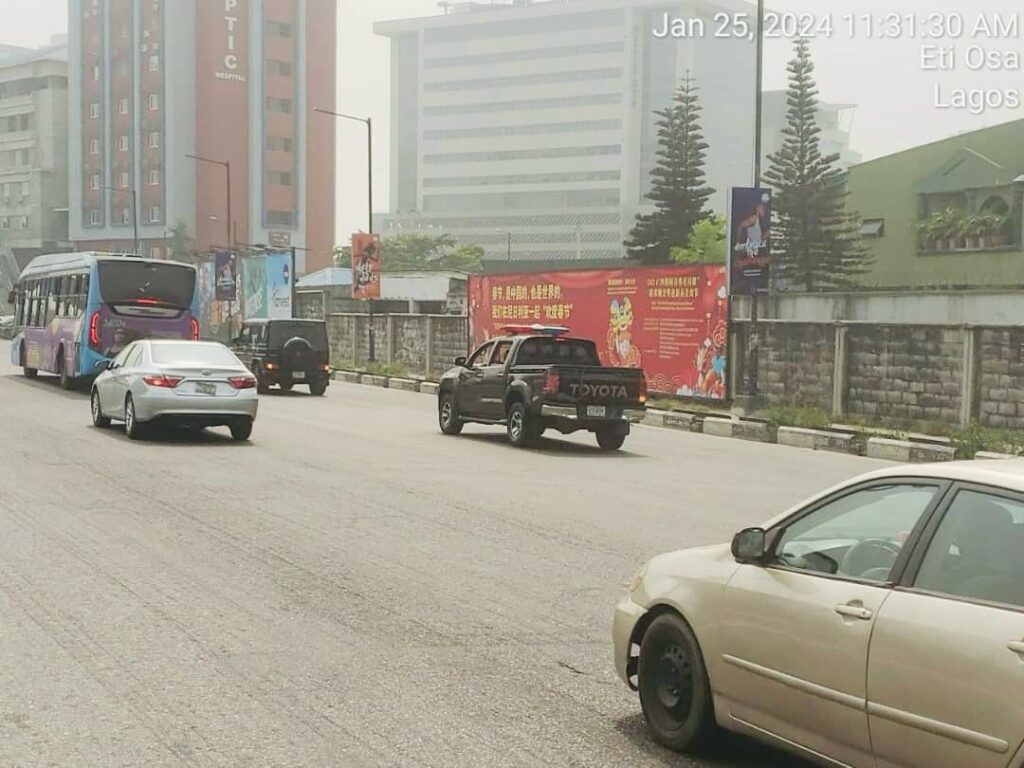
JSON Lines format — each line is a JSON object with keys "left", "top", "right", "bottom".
{"left": 190, "top": 318, "right": 200, "bottom": 341}
{"left": 89, "top": 312, "right": 100, "bottom": 348}
{"left": 142, "top": 375, "right": 183, "bottom": 388}
{"left": 542, "top": 370, "right": 560, "bottom": 396}
{"left": 228, "top": 376, "right": 257, "bottom": 390}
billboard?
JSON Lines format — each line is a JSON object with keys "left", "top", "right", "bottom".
{"left": 352, "top": 233, "right": 381, "bottom": 300}
{"left": 266, "top": 251, "right": 293, "bottom": 319}
{"left": 214, "top": 251, "right": 237, "bottom": 301}
{"left": 729, "top": 187, "right": 772, "bottom": 295}
{"left": 469, "top": 265, "right": 729, "bottom": 400}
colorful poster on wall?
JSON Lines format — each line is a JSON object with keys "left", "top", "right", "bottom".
{"left": 242, "top": 254, "right": 268, "bottom": 320}
{"left": 729, "top": 187, "right": 772, "bottom": 295}
{"left": 266, "top": 251, "right": 292, "bottom": 319}
{"left": 214, "top": 251, "right": 237, "bottom": 301}
{"left": 469, "top": 265, "right": 730, "bottom": 399}
{"left": 352, "top": 233, "right": 381, "bottom": 300}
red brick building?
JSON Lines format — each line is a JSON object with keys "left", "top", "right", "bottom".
{"left": 69, "top": 0, "right": 336, "bottom": 275}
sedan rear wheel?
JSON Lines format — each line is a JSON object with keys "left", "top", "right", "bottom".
{"left": 638, "top": 613, "right": 717, "bottom": 753}
{"left": 230, "top": 419, "right": 253, "bottom": 442}
{"left": 124, "top": 395, "right": 143, "bottom": 441}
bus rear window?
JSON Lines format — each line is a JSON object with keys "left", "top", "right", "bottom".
{"left": 97, "top": 261, "right": 196, "bottom": 309}
{"left": 517, "top": 338, "right": 601, "bottom": 366}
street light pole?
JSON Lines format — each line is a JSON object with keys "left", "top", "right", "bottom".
{"left": 186, "top": 153, "right": 232, "bottom": 248}
{"left": 507, "top": 231, "right": 512, "bottom": 261}
{"left": 314, "top": 107, "right": 376, "bottom": 361}
{"left": 746, "top": 0, "right": 766, "bottom": 397}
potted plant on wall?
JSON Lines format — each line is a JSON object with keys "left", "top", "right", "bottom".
{"left": 963, "top": 214, "right": 985, "bottom": 250}
{"left": 989, "top": 214, "right": 1011, "bottom": 247}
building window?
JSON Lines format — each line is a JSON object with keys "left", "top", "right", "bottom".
{"left": 268, "top": 59, "right": 293, "bottom": 77}
{"left": 118, "top": 171, "right": 130, "bottom": 188}
{"left": 121, "top": 208, "right": 131, "bottom": 225}
{"left": 89, "top": 139, "right": 100, "bottom": 155}
{"left": 20, "top": 181, "right": 29, "bottom": 198}
{"left": 18, "top": 216, "right": 29, "bottom": 229}
{"left": 90, "top": 209, "right": 101, "bottom": 225}
{"left": 149, "top": 55, "right": 160, "bottom": 72}
{"left": 268, "top": 170, "right": 292, "bottom": 186}
{"left": 149, "top": 169, "right": 160, "bottom": 186}
{"left": 148, "top": 93, "right": 159, "bottom": 111}
{"left": 118, "top": 98, "right": 129, "bottom": 115}
{"left": 149, "top": 206, "right": 161, "bottom": 223}
{"left": 0, "top": 217, "right": 8, "bottom": 230}
{"left": 148, "top": 131, "right": 160, "bottom": 149}
{"left": 266, "top": 210, "right": 294, "bottom": 227}
{"left": 16, "top": 149, "right": 29, "bottom": 165}
{"left": 267, "top": 97, "right": 292, "bottom": 114}
{"left": 118, "top": 135, "right": 129, "bottom": 151}
{"left": 92, "top": 65, "right": 100, "bottom": 81}
{"left": 860, "top": 219, "right": 885, "bottom": 238}
{"left": 267, "top": 21, "right": 293, "bottom": 38}
{"left": 267, "top": 136, "right": 293, "bottom": 152}
{"left": 90, "top": 174, "right": 100, "bottom": 190}
{"left": 90, "top": 102, "right": 100, "bottom": 119}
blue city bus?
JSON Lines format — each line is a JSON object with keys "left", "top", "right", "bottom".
{"left": 9, "top": 252, "right": 201, "bottom": 389}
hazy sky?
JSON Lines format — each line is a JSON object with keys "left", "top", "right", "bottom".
{"left": 4, "top": 0, "right": 1022, "bottom": 240}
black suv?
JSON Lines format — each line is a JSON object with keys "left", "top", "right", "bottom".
{"left": 232, "top": 318, "right": 331, "bottom": 396}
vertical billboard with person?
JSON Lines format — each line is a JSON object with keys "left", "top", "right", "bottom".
{"left": 729, "top": 188, "right": 772, "bottom": 294}
{"left": 352, "top": 233, "right": 381, "bottom": 300}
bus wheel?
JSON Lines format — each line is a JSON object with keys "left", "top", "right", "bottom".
{"left": 57, "top": 350, "right": 74, "bottom": 390}
{"left": 21, "top": 343, "right": 37, "bottom": 379}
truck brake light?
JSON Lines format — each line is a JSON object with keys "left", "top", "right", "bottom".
{"left": 543, "top": 370, "right": 560, "bottom": 395}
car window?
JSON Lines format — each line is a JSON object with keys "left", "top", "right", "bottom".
{"left": 914, "top": 490, "right": 1024, "bottom": 609}
{"left": 124, "top": 345, "right": 145, "bottom": 368}
{"left": 468, "top": 342, "right": 495, "bottom": 368}
{"left": 773, "top": 484, "right": 938, "bottom": 582}
{"left": 112, "top": 343, "right": 135, "bottom": 368}
{"left": 516, "top": 338, "right": 601, "bottom": 366}
{"left": 152, "top": 343, "right": 239, "bottom": 366}
{"left": 491, "top": 341, "right": 513, "bottom": 366}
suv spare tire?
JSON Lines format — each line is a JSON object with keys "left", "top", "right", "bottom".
{"left": 281, "top": 336, "right": 314, "bottom": 373}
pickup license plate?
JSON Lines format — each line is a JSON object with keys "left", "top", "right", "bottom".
{"left": 586, "top": 406, "right": 607, "bottom": 418}
{"left": 196, "top": 382, "right": 217, "bottom": 396}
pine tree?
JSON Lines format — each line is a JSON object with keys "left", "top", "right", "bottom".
{"left": 764, "top": 39, "right": 871, "bottom": 291}
{"left": 626, "top": 74, "right": 715, "bottom": 264}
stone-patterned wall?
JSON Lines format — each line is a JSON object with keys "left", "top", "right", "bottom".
{"left": 978, "top": 328, "right": 1024, "bottom": 429}
{"left": 846, "top": 326, "right": 963, "bottom": 424}
{"left": 325, "top": 313, "right": 467, "bottom": 377}
{"left": 757, "top": 324, "right": 835, "bottom": 411}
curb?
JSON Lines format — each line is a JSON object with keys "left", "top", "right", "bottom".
{"left": 389, "top": 378, "right": 420, "bottom": 393}
{"left": 702, "top": 417, "right": 771, "bottom": 443}
{"left": 642, "top": 410, "right": 704, "bottom": 432}
{"left": 975, "top": 451, "right": 1020, "bottom": 460}
{"left": 335, "top": 371, "right": 362, "bottom": 384}
{"left": 778, "top": 427, "right": 861, "bottom": 455}
{"left": 420, "top": 382, "right": 440, "bottom": 395}
{"left": 866, "top": 437, "right": 957, "bottom": 464}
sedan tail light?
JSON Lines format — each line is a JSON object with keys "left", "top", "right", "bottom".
{"left": 542, "top": 370, "right": 560, "bottom": 396}
{"left": 142, "top": 374, "right": 184, "bottom": 388}
{"left": 228, "top": 376, "right": 257, "bottom": 390}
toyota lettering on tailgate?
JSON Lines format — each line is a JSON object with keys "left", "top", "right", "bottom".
{"left": 569, "top": 383, "right": 628, "bottom": 399}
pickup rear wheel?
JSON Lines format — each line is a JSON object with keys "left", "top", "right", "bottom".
{"left": 507, "top": 402, "right": 537, "bottom": 448}
{"left": 439, "top": 394, "right": 463, "bottom": 435}
{"left": 596, "top": 429, "right": 626, "bottom": 452}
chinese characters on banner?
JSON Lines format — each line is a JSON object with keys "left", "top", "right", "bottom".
{"left": 469, "top": 265, "right": 730, "bottom": 400}
{"left": 352, "top": 233, "right": 381, "bottom": 300}
{"left": 729, "top": 187, "right": 772, "bottom": 295}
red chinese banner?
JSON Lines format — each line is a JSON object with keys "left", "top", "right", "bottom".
{"left": 469, "top": 265, "right": 730, "bottom": 400}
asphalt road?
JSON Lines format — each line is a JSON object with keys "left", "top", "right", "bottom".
{"left": 0, "top": 340, "right": 889, "bottom": 768}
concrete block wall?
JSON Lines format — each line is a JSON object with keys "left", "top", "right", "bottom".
{"left": 757, "top": 323, "right": 835, "bottom": 412}
{"left": 324, "top": 313, "right": 467, "bottom": 377}
{"left": 978, "top": 328, "right": 1024, "bottom": 430}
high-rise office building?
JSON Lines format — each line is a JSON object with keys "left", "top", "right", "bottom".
{"left": 68, "top": 0, "right": 336, "bottom": 274}
{"left": 375, "top": 0, "right": 756, "bottom": 263}
{"left": 0, "top": 39, "right": 70, "bottom": 267}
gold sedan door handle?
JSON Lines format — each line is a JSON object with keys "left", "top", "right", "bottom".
{"left": 834, "top": 603, "right": 874, "bottom": 621}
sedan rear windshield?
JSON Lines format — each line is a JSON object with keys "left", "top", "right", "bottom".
{"left": 516, "top": 338, "right": 601, "bottom": 366}
{"left": 152, "top": 344, "right": 239, "bottom": 366}
{"left": 98, "top": 261, "right": 196, "bottom": 309}
{"left": 269, "top": 321, "right": 328, "bottom": 350}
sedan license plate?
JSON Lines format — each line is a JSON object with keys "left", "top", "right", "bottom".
{"left": 196, "top": 382, "right": 217, "bottom": 396}
{"left": 586, "top": 405, "right": 607, "bottom": 418}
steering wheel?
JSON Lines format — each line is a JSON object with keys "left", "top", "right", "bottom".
{"left": 839, "top": 539, "right": 902, "bottom": 580}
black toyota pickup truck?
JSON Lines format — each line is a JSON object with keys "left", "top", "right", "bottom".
{"left": 437, "top": 327, "right": 647, "bottom": 450}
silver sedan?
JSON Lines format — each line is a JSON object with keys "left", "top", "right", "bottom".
{"left": 90, "top": 340, "right": 259, "bottom": 441}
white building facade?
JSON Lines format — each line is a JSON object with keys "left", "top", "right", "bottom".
{"left": 376, "top": 0, "right": 757, "bottom": 263}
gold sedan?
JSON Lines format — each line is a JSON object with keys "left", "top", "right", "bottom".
{"left": 614, "top": 461, "right": 1024, "bottom": 768}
